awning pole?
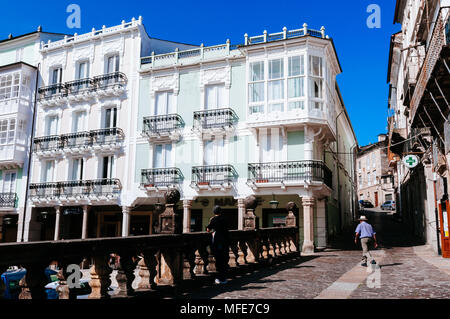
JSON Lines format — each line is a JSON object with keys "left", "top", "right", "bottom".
{"left": 433, "top": 77, "right": 450, "bottom": 111}
{"left": 423, "top": 107, "right": 446, "bottom": 145}
{"left": 428, "top": 90, "right": 449, "bottom": 121}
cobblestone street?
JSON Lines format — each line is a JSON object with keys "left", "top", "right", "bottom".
{"left": 176, "top": 211, "right": 450, "bottom": 299}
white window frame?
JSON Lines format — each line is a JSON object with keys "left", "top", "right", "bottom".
{"left": 287, "top": 55, "right": 306, "bottom": 111}
{"left": 309, "top": 55, "right": 324, "bottom": 111}
{"left": 2, "top": 170, "right": 17, "bottom": 194}
{"left": 248, "top": 61, "right": 265, "bottom": 115}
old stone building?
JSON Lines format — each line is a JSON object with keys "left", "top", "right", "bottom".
{"left": 357, "top": 134, "right": 394, "bottom": 207}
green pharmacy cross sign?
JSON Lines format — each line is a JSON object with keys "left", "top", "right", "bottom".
{"left": 402, "top": 154, "right": 419, "bottom": 169}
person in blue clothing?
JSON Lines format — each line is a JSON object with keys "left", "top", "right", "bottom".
{"left": 354, "top": 215, "right": 378, "bottom": 267}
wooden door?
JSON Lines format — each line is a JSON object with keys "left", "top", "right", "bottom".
{"left": 374, "top": 192, "right": 379, "bottom": 207}
{"left": 439, "top": 200, "right": 450, "bottom": 258}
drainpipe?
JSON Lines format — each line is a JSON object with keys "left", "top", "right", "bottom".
{"left": 20, "top": 63, "right": 40, "bottom": 242}
{"left": 336, "top": 110, "right": 345, "bottom": 231}
{"left": 350, "top": 143, "right": 358, "bottom": 221}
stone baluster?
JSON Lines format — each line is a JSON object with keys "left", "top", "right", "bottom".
{"left": 246, "top": 237, "right": 259, "bottom": 264}
{"left": 56, "top": 259, "right": 84, "bottom": 299}
{"left": 196, "top": 244, "right": 210, "bottom": 275}
{"left": 137, "top": 250, "right": 158, "bottom": 290}
{"left": 229, "top": 241, "right": 240, "bottom": 268}
{"left": 283, "top": 26, "right": 287, "bottom": 39}
{"left": 183, "top": 245, "right": 197, "bottom": 280}
{"left": 159, "top": 248, "right": 183, "bottom": 287}
{"left": 20, "top": 263, "right": 48, "bottom": 299}
{"left": 238, "top": 241, "right": 248, "bottom": 264}
{"left": 115, "top": 254, "right": 137, "bottom": 297}
{"left": 88, "top": 255, "right": 112, "bottom": 299}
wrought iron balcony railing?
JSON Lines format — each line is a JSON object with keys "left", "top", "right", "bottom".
{"left": 192, "top": 164, "right": 238, "bottom": 186}
{"left": 38, "top": 72, "right": 128, "bottom": 102}
{"left": 93, "top": 72, "right": 127, "bottom": 90}
{"left": 141, "top": 168, "right": 184, "bottom": 188}
{"left": 29, "top": 179, "right": 122, "bottom": 199}
{"left": 65, "top": 78, "right": 95, "bottom": 95}
{"left": 90, "top": 128, "right": 125, "bottom": 146}
{"left": 38, "top": 83, "right": 66, "bottom": 101}
{"left": 33, "top": 128, "right": 125, "bottom": 153}
{"left": 248, "top": 160, "right": 332, "bottom": 189}
{"left": 0, "top": 193, "right": 17, "bottom": 208}
{"left": 193, "top": 108, "right": 238, "bottom": 130}
{"left": 143, "top": 114, "right": 184, "bottom": 136}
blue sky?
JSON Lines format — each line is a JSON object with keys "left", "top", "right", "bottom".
{"left": 0, "top": 0, "right": 399, "bottom": 146}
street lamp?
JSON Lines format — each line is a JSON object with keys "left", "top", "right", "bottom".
{"left": 269, "top": 194, "right": 279, "bottom": 210}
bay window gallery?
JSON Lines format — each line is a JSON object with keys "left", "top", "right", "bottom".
{"left": 248, "top": 54, "right": 324, "bottom": 115}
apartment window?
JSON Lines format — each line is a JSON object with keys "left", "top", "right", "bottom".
{"left": 205, "top": 84, "right": 225, "bottom": 110}
{"left": 70, "top": 158, "right": 84, "bottom": 181}
{"left": 261, "top": 128, "right": 283, "bottom": 162}
{"left": 155, "top": 91, "right": 175, "bottom": 115}
{"left": 358, "top": 176, "right": 362, "bottom": 188}
{"left": 106, "top": 55, "right": 120, "bottom": 74}
{"left": 72, "top": 111, "right": 87, "bottom": 133}
{"left": 16, "top": 120, "right": 26, "bottom": 144}
{"left": 372, "top": 153, "right": 376, "bottom": 168}
{"left": 248, "top": 61, "right": 265, "bottom": 114}
{"left": 204, "top": 137, "right": 225, "bottom": 166}
{"left": 45, "top": 116, "right": 59, "bottom": 136}
{"left": 268, "top": 59, "right": 284, "bottom": 113}
{"left": 76, "top": 61, "right": 89, "bottom": 80}
{"left": 288, "top": 55, "right": 305, "bottom": 111}
{"left": 41, "top": 160, "right": 55, "bottom": 183}
{"left": 103, "top": 107, "right": 117, "bottom": 128}
{"left": 51, "top": 67, "right": 63, "bottom": 85}
{"left": 153, "top": 144, "right": 173, "bottom": 168}
{"left": 101, "top": 156, "right": 115, "bottom": 179}
{"left": 0, "top": 73, "right": 20, "bottom": 101}
{"left": 0, "top": 119, "right": 16, "bottom": 145}
{"left": 367, "top": 172, "right": 371, "bottom": 186}
{"left": 2, "top": 171, "right": 17, "bottom": 193}
{"left": 309, "top": 56, "right": 324, "bottom": 110}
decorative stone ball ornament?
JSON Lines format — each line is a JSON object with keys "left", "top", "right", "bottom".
{"left": 165, "top": 189, "right": 181, "bottom": 205}
{"left": 244, "top": 195, "right": 258, "bottom": 210}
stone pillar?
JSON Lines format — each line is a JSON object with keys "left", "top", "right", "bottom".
{"left": 89, "top": 255, "right": 112, "bottom": 299}
{"left": 243, "top": 195, "right": 258, "bottom": 231}
{"left": 182, "top": 200, "right": 193, "bottom": 233}
{"left": 81, "top": 205, "right": 89, "bottom": 240}
{"left": 238, "top": 198, "right": 245, "bottom": 230}
{"left": 122, "top": 206, "right": 130, "bottom": 237}
{"left": 316, "top": 199, "right": 327, "bottom": 249}
{"left": 54, "top": 206, "right": 61, "bottom": 241}
{"left": 302, "top": 196, "right": 316, "bottom": 255}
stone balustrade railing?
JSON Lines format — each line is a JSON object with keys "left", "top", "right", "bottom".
{"left": 0, "top": 227, "right": 299, "bottom": 299}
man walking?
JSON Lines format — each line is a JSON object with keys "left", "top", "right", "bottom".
{"left": 207, "top": 206, "right": 230, "bottom": 284}
{"left": 354, "top": 216, "right": 378, "bottom": 267}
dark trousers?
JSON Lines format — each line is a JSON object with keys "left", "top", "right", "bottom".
{"left": 212, "top": 243, "right": 229, "bottom": 281}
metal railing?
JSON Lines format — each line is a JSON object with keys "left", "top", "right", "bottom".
{"left": 192, "top": 164, "right": 238, "bottom": 186}
{"left": 0, "top": 193, "right": 17, "bottom": 208}
{"left": 29, "top": 179, "right": 122, "bottom": 199}
{"left": 33, "top": 128, "right": 125, "bottom": 152}
{"left": 193, "top": 108, "right": 238, "bottom": 129}
{"left": 143, "top": 114, "right": 184, "bottom": 136}
{"left": 141, "top": 168, "right": 184, "bottom": 187}
{"left": 248, "top": 160, "right": 332, "bottom": 188}
{"left": 38, "top": 72, "right": 128, "bottom": 101}
{"left": 65, "top": 78, "right": 95, "bottom": 95}
{"left": 93, "top": 72, "right": 127, "bottom": 90}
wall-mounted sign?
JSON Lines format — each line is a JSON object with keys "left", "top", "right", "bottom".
{"left": 402, "top": 154, "right": 419, "bottom": 169}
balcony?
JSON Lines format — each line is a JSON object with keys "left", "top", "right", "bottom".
{"left": 38, "top": 72, "right": 128, "bottom": 107}
{"left": 141, "top": 168, "right": 183, "bottom": 191}
{"left": 193, "top": 108, "right": 238, "bottom": 134}
{"left": 65, "top": 78, "right": 95, "bottom": 102}
{"left": 143, "top": 114, "right": 184, "bottom": 142}
{"left": 92, "top": 72, "right": 127, "bottom": 97}
{"left": 247, "top": 160, "right": 332, "bottom": 190}
{"left": 29, "top": 179, "right": 122, "bottom": 205}
{"left": 191, "top": 164, "right": 238, "bottom": 190}
{"left": 0, "top": 193, "right": 17, "bottom": 209}
{"left": 33, "top": 128, "right": 125, "bottom": 157}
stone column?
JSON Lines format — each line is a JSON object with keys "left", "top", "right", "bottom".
{"left": 81, "top": 205, "right": 89, "bottom": 240}
{"left": 302, "top": 196, "right": 316, "bottom": 255}
{"left": 182, "top": 200, "right": 193, "bottom": 233}
{"left": 238, "top": 198, "right": 245, "bottom": 230}
{"left": 54, "top": 206, "right": 61, "bottom": 241}
{"left": 316, "top": 199, "right": 327, "bottom": 249}
{"left": 122, "top": 206, "right": 130, "bottom": 237}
